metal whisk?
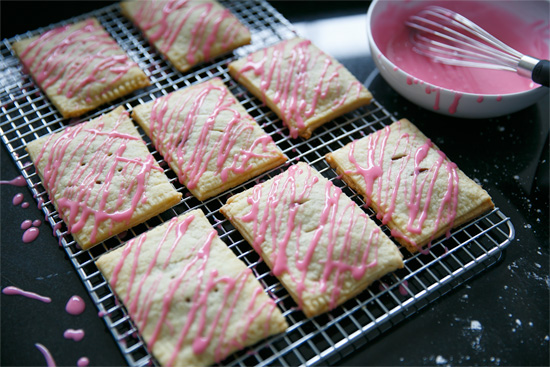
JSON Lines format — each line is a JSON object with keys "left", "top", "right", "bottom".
{"left": 405, "top": 5, "right": 549, "bottom": 87}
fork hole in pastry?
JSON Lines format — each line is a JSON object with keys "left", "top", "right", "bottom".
{"left": 95, "top": 180, "right": 103, "bottom": 185}
{"left": 414, "top": 168, "right": 429, "bottom": 175}
{"left": 391, "top": 154, "right": 407, "bottom": 161}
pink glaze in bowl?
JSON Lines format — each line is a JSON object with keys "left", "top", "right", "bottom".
{"left": 366, "top": 0, "right": 550, "bottom": 118}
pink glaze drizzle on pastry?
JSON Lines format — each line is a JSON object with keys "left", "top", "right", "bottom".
{"left": 19, "top": 19, "right": 137, "bottom": 104}
{"left": 108, "top": 214, "right": 280, "bottom": 363}
{"left": 131, "top": 0, "right": 243, "bottom": 64}
{"left": 149, "top": 81, "right": 280, "bottom": 189}
{"left": 240, "top": 164, "right": 380, "bottom": 311}
{"left": 346, "top": 121, "right": 459, "bottom": 251}
{"left": 32, "top": 110, "right": 162, "bottom": 245}
{"left": 235, "top": 39, "right": 365, "bottom": 138}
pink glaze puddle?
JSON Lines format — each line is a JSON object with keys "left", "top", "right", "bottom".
{"left": 373, "top": 1, "right": 549, "bottom": 95}
{"left": 2, "top": 286, "right": 51, "bottom": 303}
{"left": 35, "top": 343, "right": 56, "bottom": 367}
{"left": 77, "top": 357, "right": 90, "bottom": 367}
{"left": 65, "top": 295, "right": 86, "bottom": 315}
{"left": 64, "top": 328, "right": 85, "bottom": 342}
{"left": 0, "top": 175, "right": 27, "bottom": 186}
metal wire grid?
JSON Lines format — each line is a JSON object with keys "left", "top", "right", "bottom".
{"left": 0, "top": 1, "right": 514, "bottom": 366}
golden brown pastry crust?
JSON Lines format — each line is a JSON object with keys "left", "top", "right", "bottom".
{"left": 12, "top": 18, "right": 150, "bottom": 118}
{"left": 221, "top": 162, "right": 403, "bottom": 317}
{"left": 96, "top": 209, "right": 288, "bottom": 367}
{"left": 228, "top": 37, "right": 373, "bottom": 139}
{"left": 26, "top": 106, "right": 181, "bottom": 249}
{"left": 120, "top": 0, "right": 251, "bottom": 72}
{"left": 131, "top": 78, "right": 286, "bottom": 201}
{"left": 325, "top": 118, "right": 495, "bottom": 253}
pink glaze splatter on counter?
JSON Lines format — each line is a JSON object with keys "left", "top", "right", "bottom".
{"left": 22, "top": 227, "right": 40, "bottom": 243}
{"left": 18, "top": 19, "right": 137, "bottom": 105}
{"left": 64, "top": 328, "right": 85, "bottom": 342}
{"left": 239, "top": 163, "right": 382, "bottom": 312}
{"left": 21, "top": 220, "right": 33, "bottom": 230}
{"left": 149, "top": 79, "right": 281, "bottom": 190}
{"left": 107, "top": 214, "right": 281, "bottom": 364}
{"left": 235, "top": 38, "right": 365, "bottom": 138}
{"left": 373, "top": 1, "right": 550, "bottom": 95}
{"left": 0, "top": 175, "right": 27, "bottom": 186}
{"left": 12, "top": 193, "right": 24, "bottom": 205}
{"left": 65, "top": 295, "right": 86, "bottom": 315}
{"left": 130, "top": 0, "right": 244, "bottom": 64}
{"left": 2, "top": 286, "right": 51, "bottom": 303}
{"left": 35, "top": 343, "right": 56, "bottom": 367}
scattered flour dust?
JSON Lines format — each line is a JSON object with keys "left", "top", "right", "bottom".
{"left": 436, "top": 355, "right": 448, "bottom": 365}
{"left": 470, "top": 320, "right": 483, "bottom": 330}
{"left": 465, "top": 319, "right": 484, "bottom": 352}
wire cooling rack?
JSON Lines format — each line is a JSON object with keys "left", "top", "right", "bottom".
{"left": 0, "top": 1, "right": 514, "bottom": 366}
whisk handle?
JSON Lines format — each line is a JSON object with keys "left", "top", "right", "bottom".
{"left": 532, "top": 60, "right": 549, "bottom": 88}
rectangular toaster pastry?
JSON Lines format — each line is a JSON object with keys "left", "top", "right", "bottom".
{"left": 96, "top": 209, "right": 288, "bottom": 367}
{"left": 325, "top": 118, "right": 495, "bottom": 253}
{"left": 131, "top": 77, "right": 287, "bottom": 201}
{"left": 26, "top": 106, "right": 182, "bottom": 250}
{"left": 12, "top": 18, "right": 150, "bottom": 119}
{"left": 120, "top": 0, "right": 251, "bottom": 73}
{"left": 221, "top": 162, "right": 403, "bottom": 318}
{"left": 228, "top": 37, "right": 373, "bottom": 139}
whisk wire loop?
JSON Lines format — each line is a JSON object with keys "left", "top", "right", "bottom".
{"left": 405, "top": 6, "right": 522, "bottom": 71}
{"left": 405, "top": 5, "right": 550, "bottom": 86}
{"left": 434, "top": 7, "right": 523, "bottom": 58}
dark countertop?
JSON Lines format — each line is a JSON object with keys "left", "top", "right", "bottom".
{"left": 1, "top": 1, "right": 548, "bottom": 366}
